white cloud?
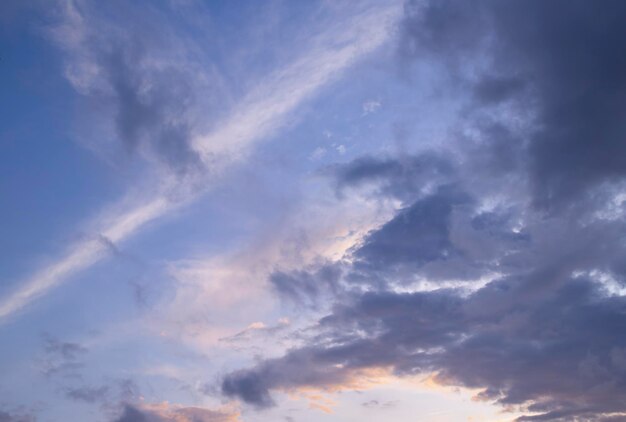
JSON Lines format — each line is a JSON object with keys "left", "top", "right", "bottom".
{"left": 335, "top": 144, "right": 347, "bottom": 155}
{"left": 310, "top": 147, "right": 327, "bottom": 160}
{"left": 362, "top": 99, "right": 381, "bottom": 116}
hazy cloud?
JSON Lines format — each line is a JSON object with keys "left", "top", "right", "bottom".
{"left": 112, "top": 403, "right": 238, "bottom": 422}
{"left": 220, "top": 2, "right": 626, "bottom": 414}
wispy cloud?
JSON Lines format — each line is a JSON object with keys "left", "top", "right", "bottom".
{"left": 0, "top": 1, "right": 401, "bottom": 322}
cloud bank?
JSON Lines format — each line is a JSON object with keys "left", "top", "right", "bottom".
{"left": 112, "top": 403, "right": 238, "bottom": 422}
{"left": 221, "top": 1, "right": 626, "bottom": 420}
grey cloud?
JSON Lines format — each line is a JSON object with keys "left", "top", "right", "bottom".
{"left": 348, "top": 179, "right": 527, "bottom": 286}
{"left": 54, "top": 0, "right": 216, "bottom": 173}
{"left": 472, "top": 76, "right": 526, "bottom": 105}
{"left": 222, "top": 370, "right": 275, "bottom": 408}
{"left": 269, "top": 263, "right": 343, "bottom": 308}
{"left": 442, "top": 279, "right": 626, "bottom": 417}
{"left": 101, "top": 40, "right": 200, "bottom": 172}
{"left": 271, "top": 153, "right": 532, "bottom": 290}
{"left": 114, "top": 405, "right": 148, "bottom": 422}
{"left": 64, "top": 385, "right": 110, "bottom": 404}
{"left": 223, "top": 156, "right": 626, "bottom": 419}
{"left": 0, "top": 410, "right": 34, "bottom": 422}
{"left": 399, "top": 0, "right": 489, "bottom": 68}
{"left": 221, "top": 289, "right": 464, "bottom": 407}
{"left": 223, "top": 274, "right": 626, "bottom": 419}
{"left": 402, "top": 0, "right": 626, "bottom": 211}
{"left": 40, "top": 0, "right": 624, "bottom": 420}
{"left": 116, "top": 379, "right": 141, "bottom": 403}
{"left": 43, "top": 336, "right": 87, "bottom": 361}
{"left": 112, "top": 403, "right": 235, "bottom": 422}
{"left": 329, "top": 153, "right": 453, "bottom": 204}
{"left": 268, "top": 174, "right": 526, "bottom": 306}
{"left": 39, "top": 335, "right": 88, "bottom": 379}
{"left": 61, "top": 377, "right": 142, "bottom": 417}
{"left": 349, "top": 185, "right": 471, "bottom": 282}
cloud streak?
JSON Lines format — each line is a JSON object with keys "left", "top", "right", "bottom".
{"left": 0, "top": 1, "right": 402, "bottom": 323}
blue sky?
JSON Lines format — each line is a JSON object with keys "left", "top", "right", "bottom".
{"left": 2, "top": 1, "right": 626, "bottom": 421}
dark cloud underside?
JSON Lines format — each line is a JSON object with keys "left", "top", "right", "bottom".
{"left": 112, "top": 404, "right": 235, "bottom": 422}
{"left": 222, "top": 1, "right": 626, "bottom": 420}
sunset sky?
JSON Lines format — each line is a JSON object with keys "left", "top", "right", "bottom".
{"left": 2, "top": 1, "right": 626, "bottom": 421}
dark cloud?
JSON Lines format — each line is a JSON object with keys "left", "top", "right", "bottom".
{"left": 59, "top": 376, "right": 143, "bottom": 417}
{"left": 472, "top": 76, "right": 526, "bottom": 105}
{"left": 223, "top": 140, "right": 626, "bottom": 419}
{"left": 224, "top": 271, "right": 626, "bottom": 419}
{"left": 268, "top": 173, "right": 527, "bottom": 308}
{"left": 101, "top": 40, "right": 200, "bottom": 172}
{"left": 222, "top": 369, "right": 275, "bottom": 408}
{"left": 329, "top": 153, "right": 453, "bottom": 204}
{"left": 0, "top": 410, "right": 34, "bottom": 422}
{"left": 235, "top": 283, "right": 446, "bottom": 403}
{"left": 364, "top": 180, "right": 526, "bottom": 285}
{"left": 219, "top": 320, "right": 291, "bottom": 348}
{"left": 112, "top": 403, "right": 236, "bottom": 422}
{"left": 114, "top": 405, "right": 148, "bottom": 422}
{"left": 43, "top": 336, "right": 87, "bottom": 361}
{"left": 349, "top": 184, "right": 471, "bottom": 282}
{"left": 402, "top": 0, "right": 626, "bottom": 211}
{"left": 38, "top": 0, "right": 626, "bottom": 420}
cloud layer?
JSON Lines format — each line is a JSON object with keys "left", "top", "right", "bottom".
{"left": 112, "top": 403, "right": 238, "bottom": 422}
{"left": 221, "top": 1, "right": 626, "bottom": 420}
{"left": 0, "top": 0, "right": 402, "bottom": 323}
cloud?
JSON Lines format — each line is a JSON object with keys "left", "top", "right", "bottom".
{"left": 49, "top": 0, "right": 219, "bottom": 172}
{"left": 38, "top": 335, "right": 88, "bottom": 378}
{"left": 400, "top": 0, "right": 626, "bottom": 211}
{"left": 61, "top": 378, "right": 166, "bottom": 417}
{"left": 0, "top": 0, "right": 402, "bottom": 323}
{"left": 349, "top": 185, "right": 472, "bottom": 282}
{"left": 112, "top": 402, "right": 239, "bottom": 422}
{"left": 329, "top": 153, "right": 453, "bottom": 203}
{"left": 0, "top": 411, "right": 34, "bottom": 422}
{"left": 240, "top": 11, "right": 626, "bottom": 418}
{"left": 221, "top": 137, "right": 626, "bottom": 422}
{"left": 64, "top": 385, "right": 110, "bottom": 404}
{"left": 149, "top": 181, "right": 388, "bottom": 352}
{"left": 43, "top": 335, "right": 88, "bottom": 360}
{"left": 224, "top": 236, "right": 626, "bottom": 419}
{"left": 8, "top": 0, "right": 626, "bottom": 420}
{"left": 362, "top": 399, "right": 397, "bottom": 409}
{"left": 270, "top": 264, "right": 343, "bottom": 309}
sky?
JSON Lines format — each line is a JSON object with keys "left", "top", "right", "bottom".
{"left": 1, "top": 0, "right": 626, "bottom": 421}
